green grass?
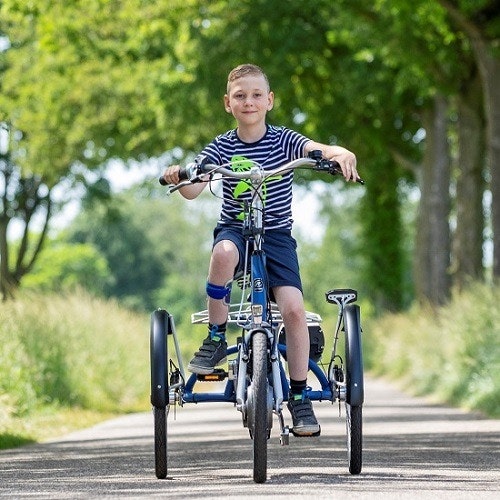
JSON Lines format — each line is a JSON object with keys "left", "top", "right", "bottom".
{"left": 364, "top": 282, "right": 500, "bottom": 418}
{"left": 0, "top": 406, "right": 117, "bottom": 448}
{"left": 0, "top": 289, "right": 150, "bottom": 449}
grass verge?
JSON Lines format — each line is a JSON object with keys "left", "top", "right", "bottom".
{"left": 0, "top": 289, "right": 150, "bottom": 449}
{"left": 364, "top": 282, "right": 500, "bottom": 418}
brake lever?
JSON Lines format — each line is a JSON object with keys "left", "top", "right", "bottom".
{"left": 316, "top": 159, "right": 365, "bottom": 185}
{"left": 166, "top": 179, "right": 195, "bottom": 195}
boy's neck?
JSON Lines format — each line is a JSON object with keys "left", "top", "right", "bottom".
{"left": 236, "top": 122, "right": 267, "bottom": 143}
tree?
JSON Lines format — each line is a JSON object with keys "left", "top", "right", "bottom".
{"left": 415, "top": 95, "right": 452, "bottom": 304}
{"left": 357, "top": 0, "right": 488, "bottom": 302}
{"left": 188, "top": 0, "right": 413, "bottom": 310}
{"left": 453, "top": 69, "right": 485, "bottom": 286}
{"left": 21, "top": 241, "right": 112, "bottom": 295}
{"left": 2, "top": 0, "right": 496, "bottom": 309}
{"left": 438, "top": 0, "right": 500, "bottom": 278}
{"left": 0, "top": 129, "right": 52, "bottom": 300}
{"left": 0, "top": 0, "right": 202, "bottom": 298}
{"left": 0, "top": 0, "right": 204, "bottom": 173}
{"left": 65, "top": 182, "right": 216, "bottom": 312}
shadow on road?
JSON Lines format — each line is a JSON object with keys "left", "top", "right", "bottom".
{"left": 0, "top": 378, "right": 498, "bottom": 498}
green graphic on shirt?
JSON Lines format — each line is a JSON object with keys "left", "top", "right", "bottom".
{"left": 230, "top": 155, "right": 282, "bottom": 220}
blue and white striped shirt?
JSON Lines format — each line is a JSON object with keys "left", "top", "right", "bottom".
{"left": 197, "top": 125, "right": 310, "bottom": 230}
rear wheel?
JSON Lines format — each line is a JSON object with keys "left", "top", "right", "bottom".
{"left": 344, "top": 304, "right": 363, "bottom": 474}
{"left": 150, "top": 310, "right": 169, "bottom": 479}
{"left": 153, "top": 406, "right": 168, "bottom": 479}
{"left": 250, "top": 331, "right": 269, "bottom": 483}
{"left": 346, "top": 404, "right": 362, "bottom": 474}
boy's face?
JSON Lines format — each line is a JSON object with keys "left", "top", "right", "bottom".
{"left": 224, "top": 75, "right": 274, "bottom": 127}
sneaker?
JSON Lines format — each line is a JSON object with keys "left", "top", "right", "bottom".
{"left": 287, "top": 392, "right": 321, "bottom": 436}
{"left": 187, "top": 335, "right": 227, "bottom": 374}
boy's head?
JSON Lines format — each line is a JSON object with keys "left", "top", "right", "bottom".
{"left": 224, "top": 64, "right": 274, "bottom": 123}
{"left": 227, "top": 64, "right": 270, "bottom": 93}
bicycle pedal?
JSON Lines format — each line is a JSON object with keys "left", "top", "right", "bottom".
{"left": 196, "top": 369, "right": 228, "bottom": 382}
{"left": 291, "top": 426, "right": 321, "bottom": 438}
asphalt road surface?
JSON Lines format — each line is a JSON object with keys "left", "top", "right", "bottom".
{"left": 0, "top": 377, "right": 499, "bottom": 499}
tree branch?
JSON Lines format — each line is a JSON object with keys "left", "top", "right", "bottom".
{"left": 438, "top": 0, "right": 484, "bottom": 45}
{"left": 390, "top": 148, "right": 420, "bottom": 175}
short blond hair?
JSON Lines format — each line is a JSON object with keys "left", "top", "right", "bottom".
{"left": 227, "top": 64, "right": 270, "bottom": 93}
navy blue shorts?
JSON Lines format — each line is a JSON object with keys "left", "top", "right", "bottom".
{"left": 213, "top": 224, "right": 303, "bottom": 293}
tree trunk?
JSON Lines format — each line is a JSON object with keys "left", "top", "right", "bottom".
{"left": 452, "top": 74, "right": 485, "bottom": 288}
{"left": 476, "top": 47, "right": 500, "bottom": 278}
{"left": 415, "top": 95, "right": 451, "bottom": 305}
{"left": 0, "top": 218, "right": 15, "bottom": 301}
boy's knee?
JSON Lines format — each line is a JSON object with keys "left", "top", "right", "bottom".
{"left": 284, "top": 306, "right": 305, "bottom": 324}
{"left": 212, "top": 240, "right": 239, "bottom": 264}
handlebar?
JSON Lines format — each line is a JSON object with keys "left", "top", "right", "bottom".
{"left": 159, "top": 150, "right": 364, "bottom": 192}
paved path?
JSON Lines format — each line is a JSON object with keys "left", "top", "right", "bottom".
{"left": 0, "top": 377, "right": 499, "bottom": 498}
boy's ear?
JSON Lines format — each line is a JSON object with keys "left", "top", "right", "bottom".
{"left": 267, "top": 91, "right": 274, "bottom": 111}
{"left": 224, "top": 94, "right": 231, "bottom": 113}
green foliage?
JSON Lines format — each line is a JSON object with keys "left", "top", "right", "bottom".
{"left": 359, "top": 156, "right": 412, "bottom": 311}
{"left": 365, "top": 282, "right": 500, "bottom": 417}
{"left": 0, "top": 290, "right": 149, "bottom": 420}
{"left": 1, "top": 0, "right": 495, "bottom": 310}
{"left": 0, "top": 0, "right": 201, "bottom": 177}
{"left": 21, "top": 241, "right": 112, "bottom": 294}
{"left": 65, "top": 182, "right": 215, "bottom": 312}
{"left": 298, "top": 182, "right": 365, "bottom": 317}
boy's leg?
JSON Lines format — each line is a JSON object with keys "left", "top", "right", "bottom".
{"left": 187, "top": 239, "right": 239, "bottom": 374}
{"left": 273, "top": 285, "right": 320, "bottom": 436}
{"left": 273, "top": 286, "right": 309, "bottom": 381}
{"left": 207, "top": 239, "right": 239, "bottom": 325}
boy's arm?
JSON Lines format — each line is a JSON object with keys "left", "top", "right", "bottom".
{"left": 305, "top": 141, "right": 359, "bottom": 182}
{"left": 161, "top": 165, "right": 208, "bottom": 200}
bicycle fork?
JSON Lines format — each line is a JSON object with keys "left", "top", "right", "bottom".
{"left": 234, "top": 327, "right": 289, "bottom": 445}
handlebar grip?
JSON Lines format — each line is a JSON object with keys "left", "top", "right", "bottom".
{"left": 158, "top": 165, "right": 192, "bottom": 186}
{"left": 178, "top": 167, "right": 189, "bottom": 181}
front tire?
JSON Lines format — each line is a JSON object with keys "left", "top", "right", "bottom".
{"left": 250, "top": 331, "right": 269, "bottom": 483}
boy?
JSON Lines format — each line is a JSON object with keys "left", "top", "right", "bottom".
{"left": 162, "top": 63, "right": 359, "bottom": 436}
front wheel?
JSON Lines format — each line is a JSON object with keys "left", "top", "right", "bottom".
{"left": 249, "top": 331, "right": 269, "bottom": 483}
